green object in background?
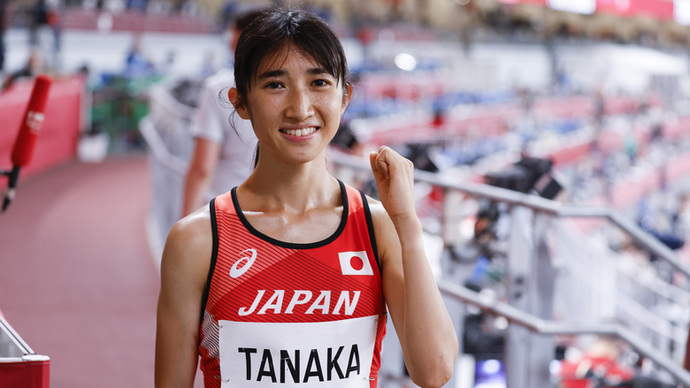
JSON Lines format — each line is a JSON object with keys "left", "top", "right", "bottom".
{"left": 89, "top": 73, "right": 162, "bottom": 153}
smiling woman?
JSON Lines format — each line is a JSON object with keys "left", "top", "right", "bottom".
{"left": 229, "top": 47, "right": 349, "bottom": 167}
{"left": 154, "top": 6, "right": 458, "bottom": 388}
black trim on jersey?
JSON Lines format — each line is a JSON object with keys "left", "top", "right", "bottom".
{"left": 199, "top": 198, "right": 219, "bottom": 326}
{"left": 230, "top": 180, "right": 349, "bottom": 249}
{"left": 359, "top": 190, "right": 382, "bottom": 275}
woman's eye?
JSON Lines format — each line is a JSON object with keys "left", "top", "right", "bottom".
{"left": 312, "top": 79, "right": 330, "bottom": 87}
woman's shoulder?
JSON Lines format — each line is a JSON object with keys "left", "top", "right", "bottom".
{"left": 164, "top": 206, "right": 213, "bottom": 262}
{"left": 159, "top": 206, "right": 213, "bottom": 314}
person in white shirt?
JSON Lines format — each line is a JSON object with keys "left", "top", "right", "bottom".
{"left": 181, "top": 10, "right": 261, "bottom": 216}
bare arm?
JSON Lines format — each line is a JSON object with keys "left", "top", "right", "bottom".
{"left": 155, "top": 208, "right": 213, "bottom": 387}
{"left": 369, "top": 146, "right": 458, "bottom": 388}
{"left": 182, "top": 138, "right": 222, "bottom": 217}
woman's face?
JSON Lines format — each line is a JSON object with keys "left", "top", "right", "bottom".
{"left": 234, "top": 47, "right": 351, "bottom": 166}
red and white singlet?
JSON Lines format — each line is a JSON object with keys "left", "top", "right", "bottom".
{"left": 198, "top": 181, "right": 388, "bottom": 387}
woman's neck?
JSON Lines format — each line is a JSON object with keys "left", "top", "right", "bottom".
{"left": 239, "top": 155, "right": 340, "bottom": 214}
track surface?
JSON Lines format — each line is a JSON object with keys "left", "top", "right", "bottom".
{"left": 0, "top": 155, "right": 160, "bottom": 388}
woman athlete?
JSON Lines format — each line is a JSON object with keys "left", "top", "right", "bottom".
{"left": 155, "top": 6, "right": 458, "bottom": 388}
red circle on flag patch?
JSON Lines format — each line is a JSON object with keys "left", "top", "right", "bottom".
{"left": 350, "top": 255, "right": 364, "bottom": 271}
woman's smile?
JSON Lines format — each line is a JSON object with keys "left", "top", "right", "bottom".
{"left": 280, "top": 126, "right": 319, "bottom": 138}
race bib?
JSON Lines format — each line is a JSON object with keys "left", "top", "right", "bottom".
{"left": 218, "top": 316, "right": 379, "bottom": 387}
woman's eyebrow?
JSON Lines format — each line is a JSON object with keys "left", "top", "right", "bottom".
{"left": 257, "top": 67, "right": 329, "bottom": 80}
{"left": 307, "top": 67, "right": 328, "bottom": 75}
{"left": 257, "top": 69, "right": 286, "bottom": 79}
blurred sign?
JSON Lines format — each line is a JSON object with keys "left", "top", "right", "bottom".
{"left": 498, "top": 0, "right": 675, "bottom": 21}
{"left": 628, "top": 0, "right": 675, "bottom": 20}
{"left": 597, "top": 0, "right": 674, "bottom": 19}
{"left": 548, "top": 0, "right": 596, "bottom": 14}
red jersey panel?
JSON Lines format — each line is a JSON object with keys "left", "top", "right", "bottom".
{"left": 199, "top": 181, "right": 387, "bottom": 387}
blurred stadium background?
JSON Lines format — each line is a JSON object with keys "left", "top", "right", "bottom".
{"left": 2, "top": 1, "right": 690, "bottom": 387}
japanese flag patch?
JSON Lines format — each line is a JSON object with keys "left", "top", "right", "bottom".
{"left": 338, "top": 251, "right": 373, "bottom": 276}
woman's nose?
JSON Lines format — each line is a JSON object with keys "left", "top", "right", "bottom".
{"left": 285, "top": 86, "right": 314, "bottom": 120}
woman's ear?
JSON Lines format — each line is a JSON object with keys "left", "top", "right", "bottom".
{"left": 228, "top": 87, "right": 251, "bottom": 120}
{"left": 342, "top": 82, "right": 353, "bottom": 111}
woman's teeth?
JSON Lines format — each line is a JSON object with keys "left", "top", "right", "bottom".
{"left": 282, "top": 127, "right": 317, "bottom": 137}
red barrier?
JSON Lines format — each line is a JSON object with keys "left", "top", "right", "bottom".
{"left": 0, "top": 311, "right": 50, "bottom": 388}
{"left": 0, "top": 359, "right": 50, "bottom": 388}
{"left": 0, "top": 76, "right": 84, "bottom": 179}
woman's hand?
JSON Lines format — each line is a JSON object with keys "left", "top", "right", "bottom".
{"left": 369, "top": 146, "right": 417, "bottom": 223}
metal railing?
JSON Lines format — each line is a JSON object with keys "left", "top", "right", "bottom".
{"left": 437, "top": 281, "right": 690, "bottom": 387}
{"left": 0, "top": 314, "right": 50, "bottom": 364}
{"left": 0, "top": 315, "right": 34, "bottom": 359}
{"left": 329, "top": 150, "right": 690, "bottom": 387}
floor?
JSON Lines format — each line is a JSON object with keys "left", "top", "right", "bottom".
{"left": 0, "top": 155, "right": 160, "bottom": 388}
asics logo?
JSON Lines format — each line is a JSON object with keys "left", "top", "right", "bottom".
{"left": 230, "top": 249, "right": 257, "bottom": 278}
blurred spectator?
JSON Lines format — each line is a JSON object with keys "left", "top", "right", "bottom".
{"left": 126, "top": 0, "right": 149, "bottom": 11}
{"left": 46, "top": 0, "right": 62, "bottom": 69}
{"left": 28, "top": 0, "right": 48, "bottom": 47}
{"left": 180, "top": 9, "right": 262, "bottom": 216}
{"left": 559, "top": 336, "right": 635, "bottom": 388}
{"left": 624, "top": 129, "right": 638, "bottom": 165}
{"left": 124, "top": 34, "right": 154, "bottom": 77}
{"left": 560, "top": 335, "right": 676, "bottom": 387}
{"left": 219, "top": 0, "right": 238, "bottom": 33}
{"left": 553, "top": 66, "right": 572, "bottom": 95}
{"left": 25, "top": 0, "right": 60, "bottom": 68}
